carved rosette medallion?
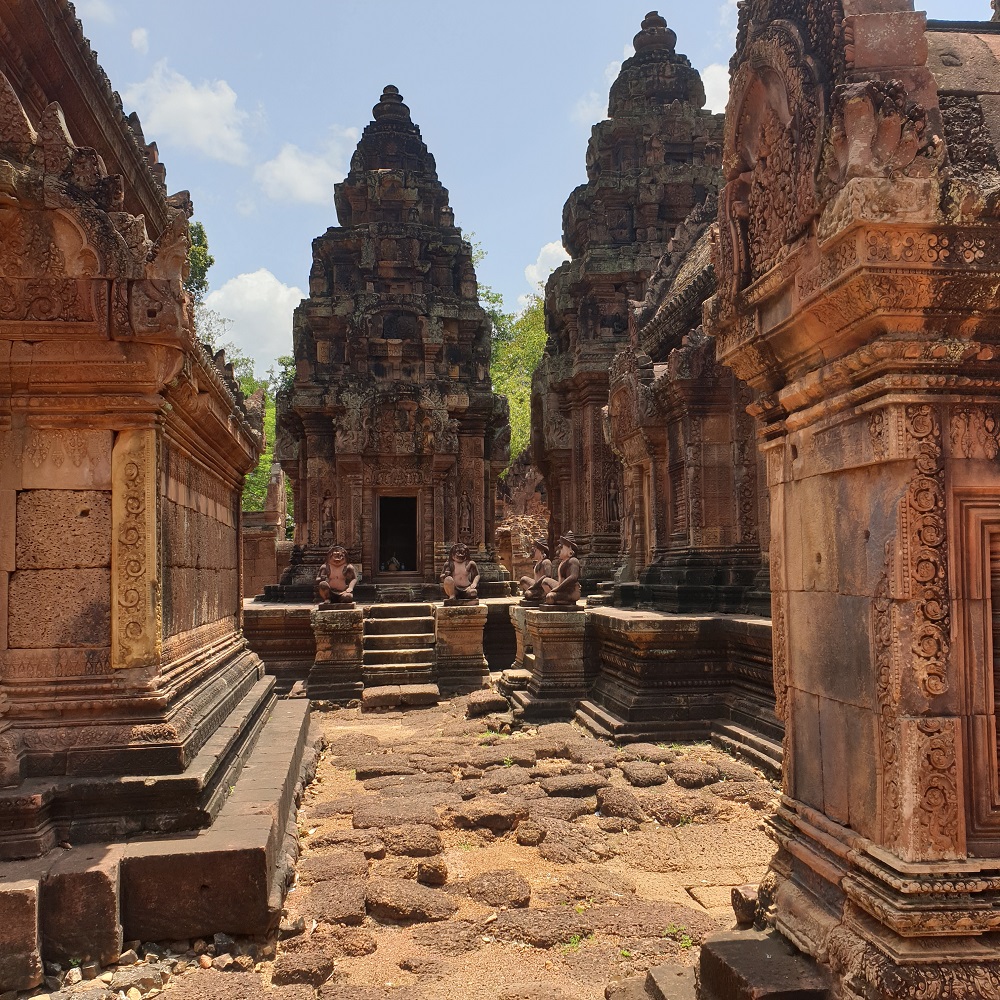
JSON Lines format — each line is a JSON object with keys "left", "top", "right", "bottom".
{"left": 112, "top": 428, "right": 160, "bottom": 670}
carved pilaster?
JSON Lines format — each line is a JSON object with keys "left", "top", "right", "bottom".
{"left": 111, "top": 428, "right": 160, "bottom": 672}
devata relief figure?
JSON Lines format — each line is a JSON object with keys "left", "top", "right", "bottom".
{"left": 541, "top": 533, "right": 582, "bottom": 607}
{"left": 519, "top": 539, "right": 552, "bottom": 605}
{"left": 441, "top": 542, "right": 480, "bottom": 604}
{"left": 316, "top": 545, "right": 358, "bottom": 605}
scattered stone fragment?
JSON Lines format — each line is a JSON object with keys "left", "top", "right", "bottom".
{"left": 494, "top": 906, "right": 593, "bottom": 948}
{"left": 479, "top": 765, "right": 534, "bottom": 793}
{"left": 354, "top": 754, "right": 417, "bottom": 780}
{"left": 541, "top": 772, "right": 610, "bottom": 796}
{"left": 233, "top": 954, "right": 255, "bottom": 971}
{"left": 516, "top": 820, "right": 547, "bottom": 846}
{"left": 447, "top": 798, "right": 528, "bottom": 832}
{"left": 308, "top": 826, "right": 386, "bottom": 856}
{"left": 279, "top": 914, "right": 307, "bottom": 939}
{"left": 297, "top": 849, "right": 369, "bottom": 885}
{"left": 597, "top": 786, "right": 648, "bottom": 823}
{"left": 353, "top": 798, "right": 443, "bottom": 829}
{"left": 109, "top": 963, "right": 168, "bottom": 993}
{"left": 537, "top": 818, "right": 617, "bottom": 864}
{"left": 213, "top": 933, "right": 235, "bottom": 955}
{"left": 117, "top": 950, "right": 139, "bottom": 966}
{"left": 411, "top": 919, "right": 486, "bottom": 956}
{"left": 272, "top": 927, "right": 339, "bottom": 987}
{"left": 299, "top": 878, "right": 368, "bottom": 925}
{"left": 361, "top": 685, "right": 401, "bottom": 711}
{"left": 616, "top": 743, "right": 678, "bottom": 765}
{"left": 528, "top": 796, "right": 595, "bottom": 823}
{"left": 398, "top": 954, "right": 445, "bottom": 977}
{"left": 470, "top": 745, "right": 537, "bottom": 769}
{"left": 466, "top": 869, "right": 531, "bottom": 908}
{"left": 365, "top": 877, "right": 459, "bottom": 922}
{"left": 381, "top": 823, "right": 443, "bottom": 857}
{"left": 64, "top": 967, "right": 83, "bottom": 986}
{"left": 598, "top": 816, "right": 640, "bottom": 833}
{"left": 467, "top": 689, "right": 510, "bottom": 717}
{"left": 670, "top": 759, "right": 721, "bottom": 788}
{"left": 619, "top": 760, "right": 670, "bottom": 787}
{"left": 732, "top": 884, "right": 759, "bottom": 926}
{"left": 417, "top": 858, "right": 449, "bottom": 886}
{"left": 211, "top": 953, "right": 233, "bottom": 971}
{"left": 81, "top": 961, "right": 100, "bottom": 980}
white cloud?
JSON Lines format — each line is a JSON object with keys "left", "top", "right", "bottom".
{"left": 525, "top": 241, "right": 570, "bottom": 293}
{"left": 205, "top": 269, "right": 304, "bottom": 378}
{"left": 702, "top": 63, "right": 730, "bottom": 115}
{"left": 76, "top": 0, "right": 114, "bottom": 23}
{"left": 572, "top": 56, "right": 624, "bottom": 127}
{"left": 254, "top": 127, "right": 360, "bottom": 205}
{"left": 130, "top": 27, "right": 149, "bottom": 55}
{"left": 123, "top": 60, "right": 249, "bottom": 165}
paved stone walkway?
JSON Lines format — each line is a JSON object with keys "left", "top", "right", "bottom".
{"left": 148, "top": 696, "right": 777, "bottom": 1000}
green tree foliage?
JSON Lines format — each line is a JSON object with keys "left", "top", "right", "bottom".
{"left": 184, "top": 221, "right": 214, "bottom": 306}
{"left": 490, "top": 294, "right": 546, "bottom": 464}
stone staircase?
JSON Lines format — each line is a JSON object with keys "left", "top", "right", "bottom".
{"left": 361, "top": 603, "right": 439, "bottom": 709}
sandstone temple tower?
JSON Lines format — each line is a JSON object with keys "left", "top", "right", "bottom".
{"left": 274, "top": 87, "right": 509, "bottom": 600}
{"left": 531, "top": 12, "right": 724, "bottom": 588}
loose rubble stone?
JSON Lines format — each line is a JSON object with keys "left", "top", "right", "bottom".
{"left": 353, "top": 798, "right": 444, "bottom": 829}
{"left": 616, "top": 743, "right": 679, "bottom": 765}
{"left": 479, "top": 765, "right": 535, "bottom": 793}
{"left": 365, "top": 877, "right": 459, "bottom": 922}
{"left": 109, "top": 963, "right": 168, "bottom": 993}
{"left": 619, "top": 761, "right": 671, "bottom": 787}
{"left": 447, "top": 798, "right": 528, "bottom": 832}
{"left": 466, "top": 870, "right": 531, "bottom": 908}
{"left": 381, "top": 824, "right": 443, "bottom": 857}
{"left": 516, "top": 821, "right": 547, "bottom": 846}
{"left": 308, "top": 826, "right": 386, "bottom": 856}
{"left": 541, "top": 772, "right": 610, "bottom": 796}
{"left": 297, "top": 849, "right": 369, "bottom": 885}
{"left": 732, "top": 884, "right": 759, "bottom": 925}
{"left": 598, "top": 816, "right": 640, "bottom": 833}
{"left": 354, "top": 754, "right": 417, "bottom": 780}
{"left": 272, "top": 928, "right": 339, "bottom": 987}
{"left": 494, "top": 907, "right": 593, "bottom": 948}
{"left": 299, "top": 878, "right": 368, "bottom": 925}
{"left": 411, "top": 920, "right": 486, "bottom": 956}
{"left": 597, "top": 786, "right": 648, "bottom": 823}
{"left": 528, "top": 796, "right": 595, "bottom": 823}
{"left": 670, "top": 760, "right": 721, "bottom": 788}
{"left": 467, "top": 689, "right": 511, "bottom": 717}
{"left": 417, "top": 858, "right": 449, "bottom": 886}
{"left": 537, "top": 818, "right": 618, "bottom": 864}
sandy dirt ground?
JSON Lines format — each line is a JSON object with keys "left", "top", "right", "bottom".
{"left": 253, "top": 696, "right": 779, "bottom": 1000}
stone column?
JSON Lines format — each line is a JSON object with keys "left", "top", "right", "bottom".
{"left": 703, "top": 2, "right": 1000, "bottom": 994}
{"left": 307, "top": 608, "right": 363, "bottom": 703}
{"left": 434, "top": 604, "right": 488, "bottom": 695}
{"left": 510, "top": 609, "right": 590, "bottom": 719}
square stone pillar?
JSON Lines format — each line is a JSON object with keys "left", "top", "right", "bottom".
{"left": 497, "top": 603, "right": 531, "bottom": 696}
{"left": 705, "top": 2, "right": 1000, "bottom": 992}
{"left": 434, "top": 603, "right": 488, "bottom": 695}
{"left": 510, "top": 609, "right": 590, "bottom": 720}
{"left": 308, "top": 608, "right": 364, "bottom": 703}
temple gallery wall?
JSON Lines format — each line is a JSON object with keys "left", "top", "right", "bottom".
{"left": 7, "top": 0, "right": 1000, "bottom": 998}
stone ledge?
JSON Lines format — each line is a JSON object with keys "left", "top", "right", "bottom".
{"left": 0, "top": 699, "right": 310, "bottom": 985}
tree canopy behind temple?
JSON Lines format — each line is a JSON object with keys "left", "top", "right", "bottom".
{"left": 490, "top": 294, "right": 546, "bottom": 465}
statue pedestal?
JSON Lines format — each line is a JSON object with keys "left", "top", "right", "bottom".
{"left": 497, "top": 604, "right": 531, "bottom": 695}
{"left": 510, "top": 608, "right": 591, "bottom": 720}
{"left": 434, "top": 604, "right": 488, "bottom": 695}
{"left": 308, "top": 607, "right": 364, "bottom": 702}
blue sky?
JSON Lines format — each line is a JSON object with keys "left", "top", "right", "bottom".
{"left": 75, "top": 0, "right": 988, "bottom": 376}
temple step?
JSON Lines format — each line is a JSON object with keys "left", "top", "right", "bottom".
{"left": 363, "top": 664, "right": 435, "bottom": 686}
{"left": 366, "top": 602, "right": 434, "bottom": 618}
{"left": 361, "top": 683, "right": 440, "bottom": 711}
{"left": 711, "top": 722, "right": 783, "bottom": 779}
{"left": 364, "top": 630, "right": 435, "bottom": 650}
{"left": 364, "top": 648, "right": 434, "bottom": 665}
{"left": 574, "top": 699, "right": 620, "bottom": 738}
{"left": 364, "top": 616, "right": 435, "bottom": 636}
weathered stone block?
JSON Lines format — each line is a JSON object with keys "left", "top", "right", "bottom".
{"left": 18, "top": 431, "right": 113, "bottom": 491}
{"left": 0, "top": 879, "right": 43, "bottom": 992}
{"left": 8, "top": 569, "right": 111, "bottom": 647}
{"left": 42, "top": 844, "right": 123, "bottom": 966}
{"left": 0, "top": 490, "right": 14, "bottom": 572}
{"left": 15, "top": 491, "right": 111, "bottom": 569}
{"left": 435, "top": 603, "right": 488, "bottom": 694}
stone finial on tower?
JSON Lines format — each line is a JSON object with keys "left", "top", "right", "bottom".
{"left": 372, "top": 85, "right": 412, "bottom": 123}
{"left": 633, "top": 11, "right": 677, "bottom": 53}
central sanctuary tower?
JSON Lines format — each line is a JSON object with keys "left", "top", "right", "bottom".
{"left": 273, "top": 87, "right": 510, "bottom": 600}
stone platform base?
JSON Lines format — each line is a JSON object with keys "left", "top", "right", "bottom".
{"left": 0, "top": 700, "right": 314, "bottom": 991}
{"left": 243, "top": 601, "right": 317, "bottom": 694}
{"left": 698, "top": 929, "right": 830, "bottom": 1000}
{"left": 574, "top": 609, "right": 780, "bottom": 773}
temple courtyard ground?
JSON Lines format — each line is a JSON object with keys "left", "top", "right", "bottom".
{"left": 93, "top": 696, "right": 777, "bottom": 1000}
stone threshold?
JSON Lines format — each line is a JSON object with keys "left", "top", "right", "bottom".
{"left": 0, "top": 699, "right": 312, "bottom": 990}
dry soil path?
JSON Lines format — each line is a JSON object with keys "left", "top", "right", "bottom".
{"left": 164, "top": 696, "right": 778, "bottom": 1000}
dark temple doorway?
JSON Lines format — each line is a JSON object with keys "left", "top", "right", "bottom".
{"left": 378, "top": 496, "right": 418, "bottom": 574}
